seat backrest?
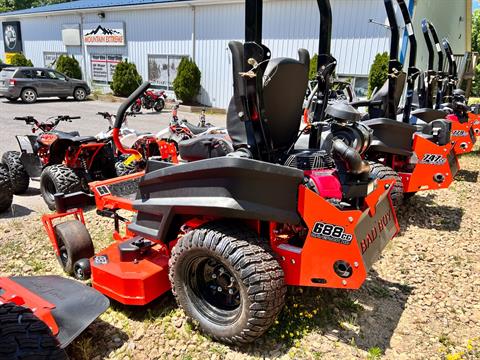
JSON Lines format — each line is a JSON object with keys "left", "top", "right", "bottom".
{"left": 370, "top": 71, "right": 406, "bottom": 118}
{"left": 226, "top": 41, "right": 309, "bottom": 160}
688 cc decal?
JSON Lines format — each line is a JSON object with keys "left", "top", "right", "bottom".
{"left": 311, "top": 222, "right": 353, "bottom": 245}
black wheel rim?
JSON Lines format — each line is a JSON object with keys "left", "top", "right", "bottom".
{"left": 185, "top": 255, "right": 242, "bottom": 325}
{"left": 58, "top": 239, "right": 68, "bottom": 268}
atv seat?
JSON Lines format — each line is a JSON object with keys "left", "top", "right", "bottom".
{"left": 411, "top": 108, "right": 447, "bottom": 123}
{"left": 182, "top": 121, "right": 209, "bottom": 135}
{"left": 55, "top": 130, "right": 81, "bottom": 137}
{"left": 178, "top": 134, "right": 233, "bottom": 161}
{"left": 54, "top": 131, "right": 97, "bottom": 144}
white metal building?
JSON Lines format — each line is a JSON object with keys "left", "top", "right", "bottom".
{"left": 0, "top": 0, "right": 472, "bottom": 108}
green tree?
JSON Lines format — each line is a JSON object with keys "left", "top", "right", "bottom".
{"left": 472, "top": 10, "right": 480, "bottom": 54}
{"left": 309, "top": 54, "right": 318, "bottom": 80}
{"left": 110, "top": 60, "right": 142, "bottom": 97}
{"left": 10, "top": 53, "right": 33, "bottom": 67}
{"left": 172, "top": 57, "right": 201, "bottom": 104}
{"left": 367, "top": 52, "right": 389, "bottom": 98}
{"left": 55, "top": 55, "right": 82, "bottom": 79}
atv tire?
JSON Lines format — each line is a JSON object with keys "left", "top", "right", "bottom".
{"left": 169, "top": 222, "right": 286, "bottom": 344}
{"left": 40, "top": 165, "right": 82, "bottom": 210}
{"left": 2, "top": 151, "right": 30, "bottom": 194}
{"left": 54, "top": 220, "right": 94, "bottom": 275}
{"left": 0, "top": 303, "right": 67, "bottom": 360}
{"left": 115, "top": 160, "right": 137, "bottom": 177}
{"left": 0, "top": 164, "right": 13, "bottom": 212}
{"left": 369, "top": 162, "right": 404, "bottom": 209}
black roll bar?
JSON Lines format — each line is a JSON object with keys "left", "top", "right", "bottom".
{"left": 422, "top": 19, "right": 435, "bottom": 71}
{"left": 245, "top": 0, "right": 263, "bottom": 43}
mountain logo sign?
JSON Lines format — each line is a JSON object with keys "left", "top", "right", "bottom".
{"left": 83, "top": 22, "right": 125, "bottom": 46}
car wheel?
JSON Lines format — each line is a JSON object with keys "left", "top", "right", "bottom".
{"left": 73, "top": 87, "right": 87, "bottom": 101}
{"left": 21, "top": 88, "right": 37, "bottom": 104}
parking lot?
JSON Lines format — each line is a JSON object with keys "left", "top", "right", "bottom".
{"left": 0, "top": 97, "right": 226, "bottom": 218}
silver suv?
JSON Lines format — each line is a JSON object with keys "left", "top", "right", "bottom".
{"left": 0, "top": 67, "right": 90, "bottom": 103}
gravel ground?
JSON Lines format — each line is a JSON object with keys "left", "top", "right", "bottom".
{"left": 0, "top": 147, "right": 479, "bottom": 360}
{"left": 0, "top": 97, "right": 226, "bottom": 218}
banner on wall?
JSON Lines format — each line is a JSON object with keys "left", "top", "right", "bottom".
{"left": 3, "top": 21, "right": 23, "bottom": 53}
{"left": 83, "top": 22, "right": 125, "bottom": 46}
{"left": 91, "top": 54, "right": 122, "bottom": 83}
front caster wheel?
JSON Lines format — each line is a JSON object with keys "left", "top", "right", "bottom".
{"left": 169, "top": 222, "right": 286, "bottom": 344}
{"left": 54, "top": 220, "right": 94, "bottom": 275}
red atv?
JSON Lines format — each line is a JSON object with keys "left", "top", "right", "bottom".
{"left": 2, "top": 115, "right": 117, "bottom": 210}
{"left": 0, "top": 276, "right": 108, "bottom": 359}
{"left": 43, "top": 0, "right": 399, "bottom": 344}
{"left": 130, "top": 89, "right": 167, "bottom": 113}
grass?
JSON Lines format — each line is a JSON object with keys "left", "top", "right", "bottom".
{"left": 367, "top": 347, "right": 383, "bottom": 360}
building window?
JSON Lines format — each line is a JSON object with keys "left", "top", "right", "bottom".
{"left": 148, "top": 55, "right": 186, "bottom": 90}
{"left": 44, "top": 52, "right": 67, "bottom": 68}
{"left": 353, "top": 77, "right": 369, "bottom": 98}
{"left": 91, "top": 54, "right": 122, "bottom": 83}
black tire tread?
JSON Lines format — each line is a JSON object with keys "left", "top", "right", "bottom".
{"left": 115, "top": 161, "right": 137, "bottom": 177}
{"left": 369, "top": 161, "right": 404, "bottom": 209}
{"left": 40, "top": 165, "right": 81, "bottom": 210}
{"left": 169, "top": 222, "right": 286, "bottom": 344}
{"left": 2, "top": 151, "right": 30, "bottom": 194}
{"left": 0, "top": 303, "right": 67, "bottom": 360}
{"left": 0, "top": 164, "right": 13, "bottom": 212}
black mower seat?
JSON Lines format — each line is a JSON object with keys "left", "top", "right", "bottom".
{"left": 182, "top": 121, "right": 209, "bottom": 135}
{"left": 411, "top": 108, "right": 446, "bottom": 123}
{"left": 363, "top": 118, "right": 415, "bottom": 157}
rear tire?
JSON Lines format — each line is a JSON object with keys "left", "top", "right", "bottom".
{"left": 21, "top": 88, "right": 37, "bottom": 104}
{"left": 2, "top": 151, "right": 29, "bottom": 194}
{"left": 154, "top": 99, "right": 165, "bottom": 112}
{"left": 54, "top": 220, "right": 94, "bottom": 275}
{"left": 0, "top": 164, "right": 13, "bottom": 212}
{"left": 131, "top": 102, "right": 142, "bottom": 113}
{"left": 369, "top": 162, "right": 404, "bottom": 209}
{"left": 40, "top": 165, "right": 82, "bottom": 210}
{"left": 169, "top": 222, "right": 286, "bottom": 344}
{"left": 0, "top": 303, "right": 67, "bottom": 360}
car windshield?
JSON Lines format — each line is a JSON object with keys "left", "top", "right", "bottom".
{"left": 0, "top": 68, "right": 15, "bottom": 79}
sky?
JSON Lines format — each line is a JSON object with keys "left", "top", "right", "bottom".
{"left": 475, "top": 0, "right": 480, "bottom": 11}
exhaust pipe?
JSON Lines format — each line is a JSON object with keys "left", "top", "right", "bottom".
{"left": 332, "top": 139, "right": 370, "bottom": 175}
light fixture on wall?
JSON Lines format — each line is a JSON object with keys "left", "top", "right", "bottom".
{"left": 98, "top": 12, "right": 105, "bottom": 19}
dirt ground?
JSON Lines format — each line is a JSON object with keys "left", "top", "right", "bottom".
{"left": 0, "top": 149, "right": 479, "bottom": 360}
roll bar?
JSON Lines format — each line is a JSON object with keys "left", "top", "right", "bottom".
{"left": 427, "top": 21, "right": 444, "bottom": 73}
{"left": 383, "top": 0, "right": 402, "bottom": 120}
{"left": 422, "top": 19, "right": 435, "bottom": 71}
{"left": 113, "top": 81, "right": 150, "bottom": 156}
{"left": 245, "top": 0, "right": 262, "bottom": 43}
{"left": 443, "top": 39, "right": 457, "bottom": 78}
{"left": 396, "top": 0, "right": 419, "bottom": 123}
{"left": 318, "top": 0, "right": 332, "bottom": 57}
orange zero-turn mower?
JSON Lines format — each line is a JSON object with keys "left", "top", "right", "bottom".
{"left": 0, "top": 276, "right": 108, "bottom": 358}
{"left": 349, "top": 0, "right": 460, "bottom": 196}
{"left": 42, "top": 0, "right": 399, "bottom": 344}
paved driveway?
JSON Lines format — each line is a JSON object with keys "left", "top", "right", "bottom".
{"left": 0, "top": 97, "right": 226, "bottom": 219}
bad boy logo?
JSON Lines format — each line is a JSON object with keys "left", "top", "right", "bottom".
{"left": 4, "top": 25, "right": 16, "bottom": 50}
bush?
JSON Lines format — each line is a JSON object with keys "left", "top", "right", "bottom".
{"left": 55, "top": 55, "right": 82, "bottom": 79}
{"left": 309, "top": 54, "right": 318, "bottom": 80}
{"left": 110, "top": 60, "right": 142, "bottom": 97}
{"left": 10, "top": 53, "right": 33, "bottom": 67}
{"left": 368, "top": 52, "right": 389, "bottom": 98}
{"left": 471, "top": 64, "right": 480, "bottom": 97}
{"left": 173, "top": 57, "right": 201, "bottom": 104}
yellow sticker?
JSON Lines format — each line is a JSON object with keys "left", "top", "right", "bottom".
{"left": 124, "top": 153, "right": 142, "bottom": 165}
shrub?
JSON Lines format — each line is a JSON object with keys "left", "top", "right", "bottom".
{"left": 55, "top": 55, "right": 82, "bottom": 79}
{"left": 10, "top": 53, "right": 33, "bottom": 67}
{"left": 309, "top": 54, "right": 318, "bottom": 80}
{"left": 173, "top": 57, "right": 201, "bottom": 104}
{"left": 471, "top": 64, "right": 480, "bottom": 97}
{"left": 368, "top": 52, "right": 389, "bottom": 98}
{"left": 110, "top": 60, "right": 142, "bottom": 97}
